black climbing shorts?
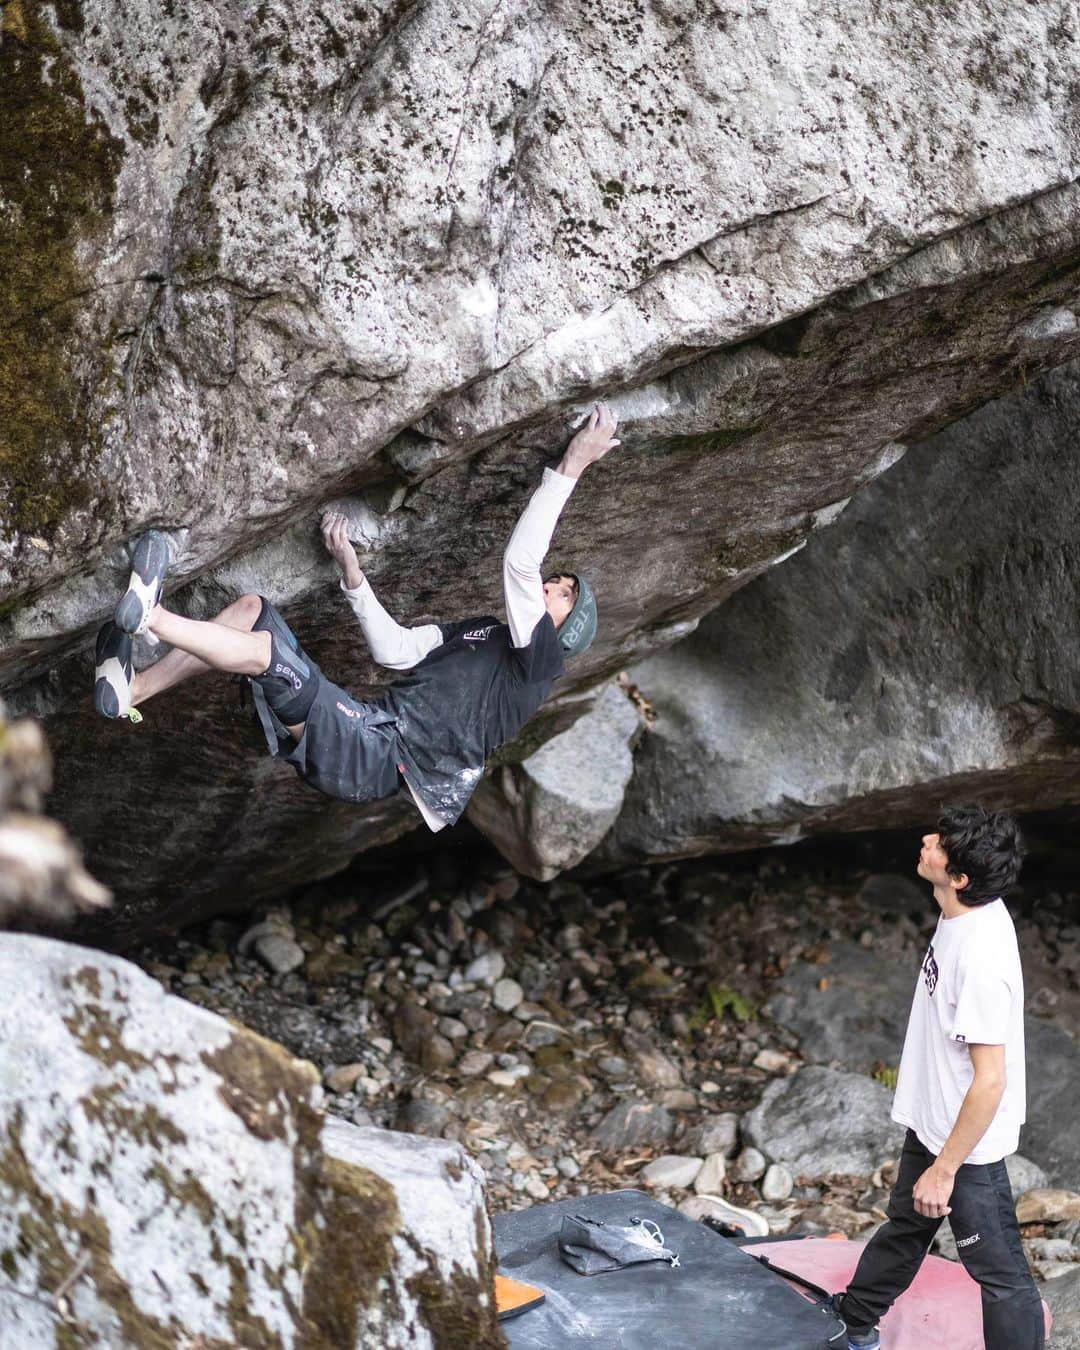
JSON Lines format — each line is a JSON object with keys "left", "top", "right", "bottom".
{"left": 250, "top": 598, "right": 321, "bottom": 725}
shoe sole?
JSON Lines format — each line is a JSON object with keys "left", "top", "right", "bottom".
{"left": 94, "top": 624, "right": 134, "bottom": 718}
{"left": 116, "top": 531, "right": 170, "bottom": 635}
{"left": 94, "top": 675, "right": 122, "bottom": 719}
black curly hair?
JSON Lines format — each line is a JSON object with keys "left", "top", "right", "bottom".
{"left": 937, "top": 803, "right": 1025, "bottom": 906}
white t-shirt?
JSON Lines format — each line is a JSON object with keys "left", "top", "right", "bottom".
{"left": 891, "top": 898, "right": 1026, "bottom": 1164}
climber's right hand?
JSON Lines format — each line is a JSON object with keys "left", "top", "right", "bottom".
{"left": 321, "top": 512, "right": 362, "bottom": 586}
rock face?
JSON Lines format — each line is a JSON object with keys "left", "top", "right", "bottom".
{"left": 604, "top": 360, "right": 1080, "bottom": 864}
{"left": 4, "top": 2, "right": 1080, "bottom": 919}
{"left": 467, "top": 682, "right": 642, "bottom": 880}
{"left": 0, "top": 933, "right": 499, "bottom": 1347}
{"left": 761, "top": 938, "right": 1080, "bottom": 1186}
{"left": 1044, "top": 1268, "right": 1080, "bottom": 1350}
{"left": 762, "top": 939, "right": 924, "bottom": 1075}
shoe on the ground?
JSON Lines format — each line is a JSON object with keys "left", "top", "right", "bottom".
{"left": 494, "top": 1273, "right": 545, "bottom": 1321}
{"left": 115, "top": 529, "right": 171, "bottom": 637}
{"left": 825, "top": 1294, "right": 880, "bottom": 1349}
{"left": 94, "top": 622, "right": 141, "bottom": 721}
{"left": 696, "top": 1195, "right": 770, "bottom": 1239}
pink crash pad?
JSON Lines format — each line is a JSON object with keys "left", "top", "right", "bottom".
{"left": 750, "top": 1238, "right": 1052, "bottom": 1349}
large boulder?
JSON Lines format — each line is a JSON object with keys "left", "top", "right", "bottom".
{"left": 4, "top": 2, "right": 1080, "bottom": 920}
{"left": 762, "top": 940, "right": 1080, "bottom": 1186}
{"left": 604, "top": 360, "right": 1080, "bottom": 865}
{"left": 466, "top": 682, "right": 642, "bottom": 879}
{"left": 0, "top": 933, "right": 499, "bottom": 1347}
{"left": 743, "top": 1065, "right": 907, "bottom": 1180}
{"left": 1045, "top": 1268, "right": 1080, "bottom": 1350}
{"left": 762, "top": 939, "right": 923, "bottom": 1076}
{"left": 1022, "top": 1019, "right": 1080, "bottom": 1191}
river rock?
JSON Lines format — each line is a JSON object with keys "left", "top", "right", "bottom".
{"left": 391, "top": 1001, "right": 457, "bottom": 1073}
{"left": 464, "top": 952, "right": 506, "bottom": 987}
{"left": 762, "top": 1163, "right": 795, "bottom": 1203}
{"left": 595, "top": 1101, "right": 674, "bottom": 1154}
{"left": 254, "top": 932, "right": 306, "bottom": 976}
{"left": 1007, "top": 1154, "right": 1050, "bottom": 1201}
{"left": 0, "top": 933, "right": 499, "bottom": 1347}
{"left": 694, "top": 1153, "right": 727, "bottom": 1195}
{"left": 623, "top": 1028, "right": 683, "bottom": 1090}
{"left": 492, "top": 978, "right": 524, "bottom": 1013}
{"left": 683, "top": 1113, "right": 740, "bottom": 1159}
{"left": 1017, "top": 1190, "right": 1080, "bottom": 1225}
{"left": 732, "top": 1148, "right": 767, "bottom": 1184}
{"left": 7, "top": 2, "right": 1080, "bottom": 922}
{"left": 744, "top": 1066, "right": 906, "bottom": 1179}
{"left": 640, "top": 1155, "right": 704, "bottom": 1190}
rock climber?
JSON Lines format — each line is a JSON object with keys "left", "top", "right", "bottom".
{"left": 832, "top": 805, "right": 1045, "bottom": 1350}
{"left": 93, "top": 405, "right": 620, "bottom": 830}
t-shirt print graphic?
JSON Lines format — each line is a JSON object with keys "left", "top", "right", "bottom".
{"left": 922, "top": 942, "right": 939, "bottom": 996}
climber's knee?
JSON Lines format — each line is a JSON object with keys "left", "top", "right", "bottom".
{"left": 235, "top": 592, "right": 264, "bottom": 628}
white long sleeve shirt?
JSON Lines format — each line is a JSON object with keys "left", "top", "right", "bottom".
{"left": 339, "top": 466, "right": 578, "bottom": 828}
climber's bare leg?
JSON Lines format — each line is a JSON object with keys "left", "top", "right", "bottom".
{"left": 132, "top": 593, "right": 265, "bottom": 705}
{"left": 133, "top": 593, "right": 307, "bottom": 741}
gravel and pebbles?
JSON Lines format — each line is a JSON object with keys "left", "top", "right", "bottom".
{"left": 132, "top": 842, "right": 1080, "bottom": 1285}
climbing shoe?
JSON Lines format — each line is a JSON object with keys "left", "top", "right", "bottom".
{"left": 94, "top": 621, "right": 140, "bottom": 721}
{"left": 825, "top": 1295, "right": 880, "bottom": 1349}
{"left": 115, "top": 529, "right": 171, "bottom": 637}
{"left": 494, "top": 1273, "right": 545, "bottom": 1321}
{"left": 696, "top": 1196, "right": 770, "bottom": 1240}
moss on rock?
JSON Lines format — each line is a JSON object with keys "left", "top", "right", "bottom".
{"left": 297, "top": 1154, "right": 401, "bottom": 1348}
{"left": 1, "top": 1105, "right": 183, "bottom": 1348}
{"left": 0, "top": 0, "right": 123, "bottom": 537}
{"left": 203, "top": 1025, "right": 319, "bottom": 1144}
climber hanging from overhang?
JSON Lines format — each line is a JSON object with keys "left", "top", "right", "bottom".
{"left": 93, "top": 404, "right": 619, "bottom": 831}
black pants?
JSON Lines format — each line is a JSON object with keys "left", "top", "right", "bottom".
{"left": 840, "top": 1130, "right": 1044, "bottom": 1349}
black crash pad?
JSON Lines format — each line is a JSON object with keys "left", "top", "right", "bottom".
{"left": 492, "top": 1190, "right": 845, "bottom": 1349}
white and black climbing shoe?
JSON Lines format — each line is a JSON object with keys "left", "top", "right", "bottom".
{"left": 115, "top": 529, "right": 171, "bottom": 638}
{"left": 94, "top": 621, "right": 141, "bottom": 721}
{"left": 696, "top": 1197, "right": 770, "bottom": 1240}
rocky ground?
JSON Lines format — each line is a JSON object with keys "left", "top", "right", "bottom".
{"left": 131, "top": 834, "right": 1080, "bottom": 1300}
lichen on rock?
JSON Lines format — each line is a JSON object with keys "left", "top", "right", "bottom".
{"left": 0, "top": 0, "right": 123, "bottom": 538}
{"left": 0, "top": 934, "right": 500, "bottom": 1346}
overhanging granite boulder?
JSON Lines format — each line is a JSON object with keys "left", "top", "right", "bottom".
{"left": 3, "top": 2, "right": 1080, "bottom": 921}
{"left": 0, "top": 933, "right": 499, "bottom": 1347}
{"left": 602, "top": 360, "right": 1080, "bottom": 865}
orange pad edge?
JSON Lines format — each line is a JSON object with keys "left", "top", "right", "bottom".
{"left": 495, "top": 1272, "right": 547, "bottom": 1322}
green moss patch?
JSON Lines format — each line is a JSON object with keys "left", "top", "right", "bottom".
{"left": 0, "top": 0, "right": 123, "bottom": 537}
{"left": 203, "top": 1028, "right": 319, "bottom": 1144}
{"left": 1, "top": 1105, "right": 184, "bottom": 1348}
{"left": 297, "top": 1154, "right": 401, "bottom": 1348}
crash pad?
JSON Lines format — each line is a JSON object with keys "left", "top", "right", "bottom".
{"left": 492, "top": 1189, "right": 845, "bottom": 1349}
{"left": 746, "top": 1237, "right": 1053, "bottom": 1349}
